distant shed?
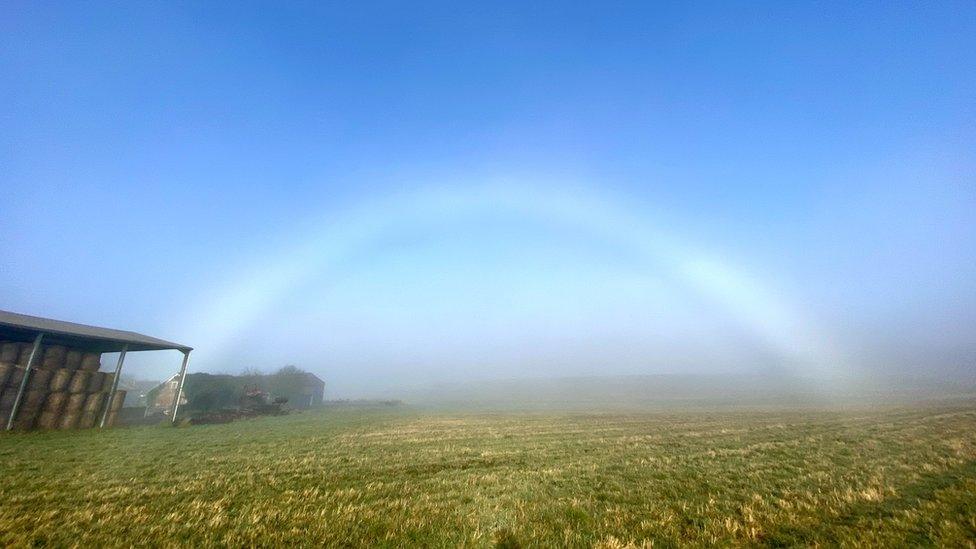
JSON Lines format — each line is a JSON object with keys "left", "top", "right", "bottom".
{"left": 296, "top": 372, "right": 325, "bottom": 408}
{"left": 143, "top": 373, "right": 188, "bottom": 417}
{"left": 0, "top": 309, "right": 192, "bottom": 431}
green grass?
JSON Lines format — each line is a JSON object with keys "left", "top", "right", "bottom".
{"left": 1, "top": 403, "right": 975, "bottom": 547}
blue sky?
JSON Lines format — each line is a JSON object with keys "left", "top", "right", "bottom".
{"left": 2, "top": 2, "right": 974, "bottom": 395}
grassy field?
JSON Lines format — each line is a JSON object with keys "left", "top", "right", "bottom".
{"left": 1, "top": 402, "right": 975, "bottom": 547}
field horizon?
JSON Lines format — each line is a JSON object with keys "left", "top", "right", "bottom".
{"left": 370, "top": 372, "right": 976, "bottom": 411}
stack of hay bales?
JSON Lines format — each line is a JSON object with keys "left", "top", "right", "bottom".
{"left": 0, "top": 341, "right": 126, "bottom": 431}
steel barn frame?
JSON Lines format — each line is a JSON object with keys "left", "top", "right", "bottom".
{"left": 0, "top": 310, "right": 192, "bottom": 431}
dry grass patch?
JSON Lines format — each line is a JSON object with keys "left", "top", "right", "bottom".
{"left": 1, "top": 404, "right": 975, "bottom": 546}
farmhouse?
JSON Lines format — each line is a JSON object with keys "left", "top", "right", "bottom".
{"left": 0, "top": 309, "right": 191, "bottom": 431}
{"left": 155, "top": 368, "right": 325, "bottom": 412}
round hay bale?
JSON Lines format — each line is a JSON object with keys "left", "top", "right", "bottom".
{"left": 87, "top": 371, "right": 107, "bottom": 393}
{"left": 27, "top": 369, "right": 53, "bottom": 390}
{"left": 6, "top": 366, "right": 25, "bottom": 389}
{"left": 42, "top": 391, "right": 69, "bottom": 414}
{"left": 78, "top": 411, "right": 99, "bottom": 429}
{"left": 58, "top": 410, "right": 81, "bottom": 430}
{"left": 78, "top": 393, "right": 107, "bottom": 430}
{"left": 36, "top": 410, "right": 60, "bottom": 430}
{"left": 109, "top": 390, "right": 127, "bottom": 411}
{"left": 43, "top": 345, "right": 67, "bottom": 362}
{"left": 17, "top": 342, "right": 42, "bottom": 367}
{"left": 20, "top": 389, "right": 47, "bottom": 411}
{"left": 79, "top": 353, "right": 101, "bottom": 372}
{"left": 11, "top": 413, "right": 36, "bottom": 431}
{"left": 100, "top": 372, "right": 115, "bottom": 393}
{"left": 83, "top": 392, "right": 106, "bottom": 415}
{"left": 0, "top": 362, "right": 13, "bottom": 387}
{"left": 0, "top": 342, "right": 19, "bottom": 363}
{"left": 48, "top": 369, "right": 73, "bottom": 392}
{"left": 41, "top": 345, "right": 67, "bottom": 369}
{"left": 64, "top": 392, "right": 86, "bottom": 413}
{"left": 0, "top": 388, "right": 17, "bottom": 411}
{"left": 64, "top": 349, "right": 82, "bottom": 370}
{"left": 40, "top": 356, "right": 62, "bottom": 370}
{"left": 68, "top": 371, "right": 92, "bottom": 394}
{"left": 105, "top": 410, "right": 119, "bottom": 427}
{"left": 9, "top": 398, "right": 41, "bottom": 418}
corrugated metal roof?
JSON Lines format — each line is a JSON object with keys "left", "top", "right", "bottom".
{"left": 0, "top": 309, "right": 191, "bottom": 353}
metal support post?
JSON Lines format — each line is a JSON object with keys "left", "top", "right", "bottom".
{"left": 6, "top": 333, "right": 44, "bottom": 431}
{"left": 99, "top": 345, "right": 128, "bottom": 428}
{"left": 170, "top": 350, "right": 191, "bottom": 424}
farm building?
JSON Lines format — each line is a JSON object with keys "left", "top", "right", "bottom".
{"left": 161, "top": 369, "right": 325, "bottom": 412}
{"left": 294, "top": 372, "right": 326, "bottom": 408}
{"left": 143, "top": 373, "right": 188, "bottom": 417}
{"left": 0, "top": 309, "right": 192, "bottom": 431}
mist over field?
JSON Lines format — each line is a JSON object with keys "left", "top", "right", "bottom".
{"left": 375, "top": 373, "right": 976, "bottom": 411}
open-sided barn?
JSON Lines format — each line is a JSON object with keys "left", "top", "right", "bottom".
{"left": 0, "top": 310, "right": 191, "bottom": 430}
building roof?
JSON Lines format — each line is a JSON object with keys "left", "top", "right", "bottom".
{"left": 300, "top": 372, "right": 326, "bottom": 386}
{"left": 0, "top": 309, "right": 192, "bottom": 353}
